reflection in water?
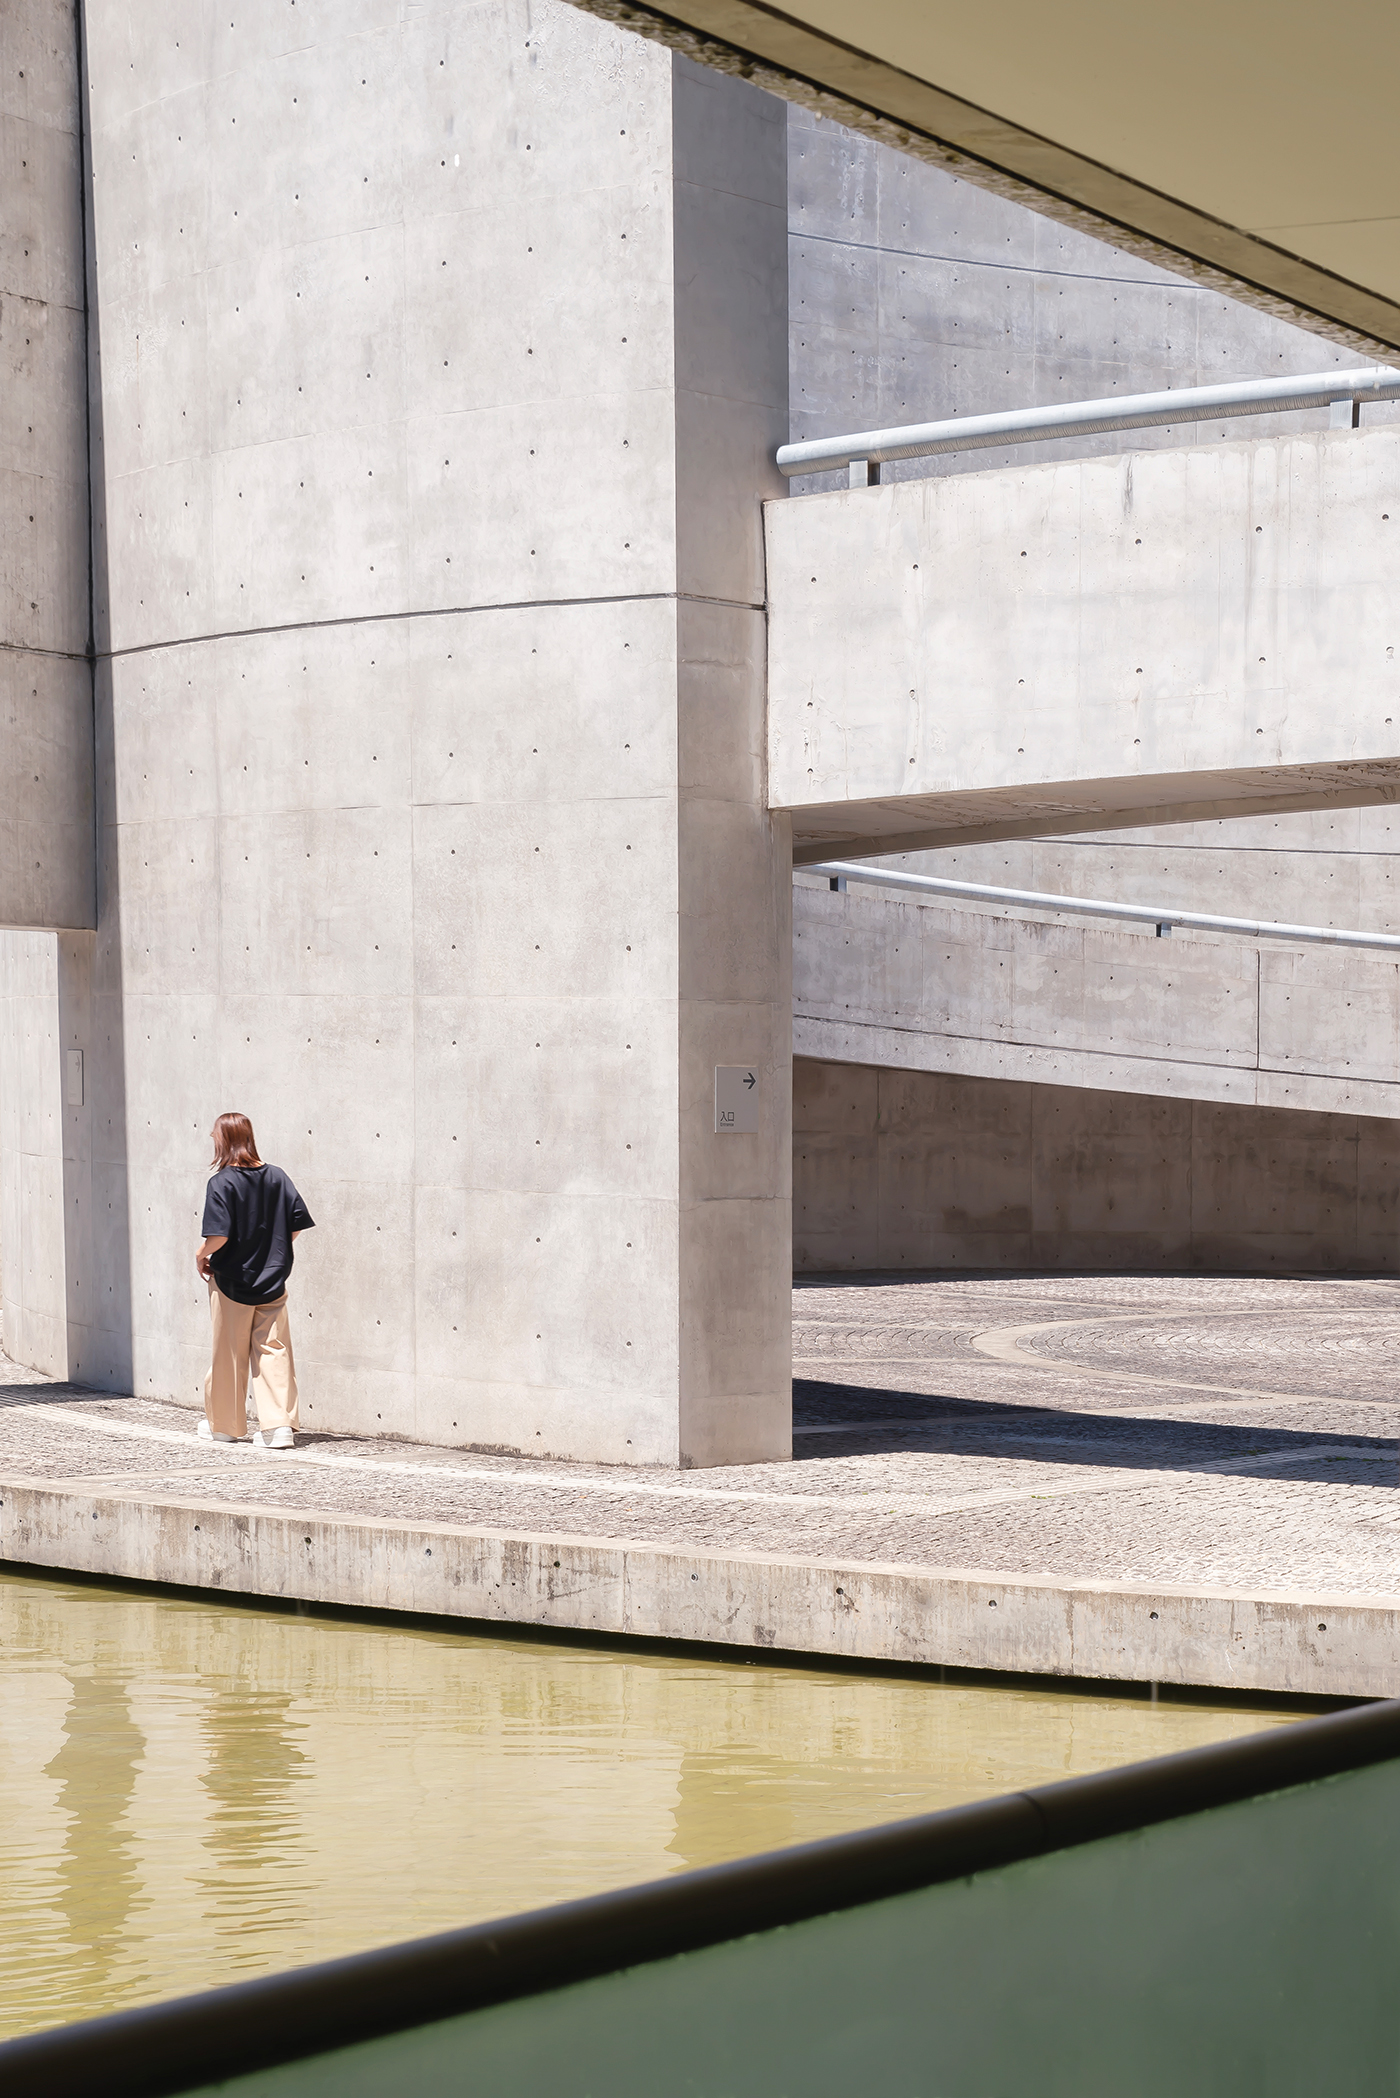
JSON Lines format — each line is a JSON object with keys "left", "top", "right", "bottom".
{"left": 0, "top": 1567, "right": 1305, "bottom": 2040}
{"left": 199, "top": 1689, "right": 309, "bottom": 1961}
{"left": 45, "top": 1675, "right": 144, "bottom": 1995}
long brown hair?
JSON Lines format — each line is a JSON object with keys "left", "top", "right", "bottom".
{"left": 210, "top": 1112, "right": 263, "bottom": 1170}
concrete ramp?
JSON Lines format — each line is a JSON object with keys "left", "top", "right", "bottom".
{"left": 766, "top": 426, "right": 1400, "bottom": 861}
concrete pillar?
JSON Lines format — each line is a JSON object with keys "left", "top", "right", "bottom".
{"left": 76, "top": 2, "right": 791, "bottom": 1463}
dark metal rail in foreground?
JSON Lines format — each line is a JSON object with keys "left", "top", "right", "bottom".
{"left": 5, "top": 1698, "right": 1398, "bottom": 2098}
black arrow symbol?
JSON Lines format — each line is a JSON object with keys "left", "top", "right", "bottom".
{"left": 743, "top": 1071, "right": 756, "bottom": 1088}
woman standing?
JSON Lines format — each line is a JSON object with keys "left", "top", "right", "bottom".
{"left": 195, "top": 1112, "right": 315, "bottom": 1449}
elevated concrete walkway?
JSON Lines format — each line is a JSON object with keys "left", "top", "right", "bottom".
{"left": 6, "top": 1273, "right": 1400, "bottom": 1700}
{"left": 795, "top": 875, "right": 1400, "bottom": 1119}
{"left": 767, "top": 425, "right": 1400, "bottom": 860}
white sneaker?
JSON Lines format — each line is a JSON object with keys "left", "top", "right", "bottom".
{"left": 196, "top": 1418, "right": 243, "bottom": 1444}
{"left": 253, "top": 1425, "right": 295, "bottom": 1450}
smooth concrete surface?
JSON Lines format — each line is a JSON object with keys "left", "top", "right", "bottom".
{"left": 576, "top": 0, "right": 1400, "bottom": 358}
{"left": 794, "top": 875, "right": 1400, "bottom": 1121}
{"left": 787, "top": 105, "right": 1398, "bottom": 501}
{"left": 893, "top": 807, "right": 1400, "bottom": 933}
{"left": 53, "top": 3, "right": 793, "bottom": 1467}
{"left": 0, "top": 0, "right": 94, "bottom": 931}
{"left": 8, "top": 18, "right": 1400, "bottom": 1455}
{"left": 782, "top": 135, "right": 1400, "bottom": 1161}
{"left": 769, "top": 423, "right": 1400, "bottom": 860}
{"left": 793, "top": 1056, "right": 1400, "bottom": 1274}
{"left": 8, "top": 1476, "right": 1400, "bottom": 1698}
{"left": 0, "top": 931, "right": 106, "bottom": 1377}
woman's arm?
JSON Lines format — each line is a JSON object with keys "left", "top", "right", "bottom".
{"left": 196, "top": 1234, "right": 228, "bottom": 1279}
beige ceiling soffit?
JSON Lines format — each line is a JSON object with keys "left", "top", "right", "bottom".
{"left": 788, "top": 783, "right": 1400, "bottom": 865}
{"left": 572, "top": 0, "right": 1400, "bottom": 360}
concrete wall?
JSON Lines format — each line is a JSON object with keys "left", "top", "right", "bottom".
{"left": 36, "top": 0, "right": 791, "bottom": 1466}
{"left": 10, "top": 35, "right": 1400, "bottom": 1415}
{"left": 0, "top": 930, "right": 104, "bottom": 1374}
{"left": 793, "top": 1056, "right": 1400, "bottom": 1274}
{"left": 0, "top": 0, "right": 93, "bottom": 931}
{"left": 787, "top": 104, "right": 1399, "bottom": 497}
{"left": 0, "top": 1, "right": 99, "bottom": 1378}
{"left": 784, "top": 101, "right": 1400, "bottom": 951}
{"left": 767, "top": 424, "right": 1400, "bottom": 859}
{"left": 794, "top": 876, "right": 1400, "bottom": 1121}
{"left": 782, "top": 108, "right": 1400, "bottom": 1277}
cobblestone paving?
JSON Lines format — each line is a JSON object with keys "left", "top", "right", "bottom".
{"left": 5, "top": 1273, "right": 1400, "bottom": 1593}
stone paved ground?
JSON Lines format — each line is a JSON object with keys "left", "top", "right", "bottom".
{"left": 5, "top": 1272, "right": 1400, "bottom": 1593}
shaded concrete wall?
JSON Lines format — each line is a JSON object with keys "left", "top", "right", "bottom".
{"left": 0, "top": 0, "right": 93, "bottom": 929}
{"left": 793, "top": 1057, "right": 1400, "bottom": 1274}
{"left": 66, "top": 3, "right": 790, "bottom": 1465}
{"left": 794, "top": 877, "right": 1400, "bottom": 1121}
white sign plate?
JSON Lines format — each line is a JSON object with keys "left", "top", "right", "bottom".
{"left": 715, "top": 1065, "right": 759, "bottom": 1133}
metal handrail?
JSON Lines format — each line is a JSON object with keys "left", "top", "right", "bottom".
{"left": 776, "top": 366, "right": 1400, "bottom": 481}
{"left": 807, "top": 861, "right": 1400, "bottom": 953}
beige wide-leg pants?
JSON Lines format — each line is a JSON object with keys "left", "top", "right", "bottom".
{"left": 204, "top": 1281, "right": 298, "bottom": 1437}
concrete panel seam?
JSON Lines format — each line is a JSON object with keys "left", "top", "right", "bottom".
{"left": 102, "top": 592, "right": 765, "bottom": 663}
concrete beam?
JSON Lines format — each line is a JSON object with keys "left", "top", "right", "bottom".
{"left": 4, "top": 1472, "right": 1397, "bottom": 1698}
{"left": 767, "top": 426, "right": 1400, "bottom": 862}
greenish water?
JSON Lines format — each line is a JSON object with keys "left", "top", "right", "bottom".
{"left": 0, "top": 1567, "right": 1301, "bottom": 2041}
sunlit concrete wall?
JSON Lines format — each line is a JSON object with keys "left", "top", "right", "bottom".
{"left": 793, "top": 1057, "right": 1400, "bottom": 1274}
{"left": 0, "top": 2, "right": 98, "bottom": 1378}
{"left": 784, "top": 105, "right": 1400, "bottom": 988}
{"left": 782, "top": 123, "right": 1400, "bottom": 1276}
{"left": 786, "top": 105, "right": 1398, "bottom": 500}
{"left": 0, "top": 932, "right": 105, "bottom": 1376}
{"left": 60, "top": 1, "right": 790, "bottom": 1464}
{"left": 794, "top": 876, "right": 1400, "bottom": 1121}
{"left": 768, "top": 423, "right": 1400, "bottom": 860}
{"left": 0, "top": 0, "right": 93, "bottom": 930}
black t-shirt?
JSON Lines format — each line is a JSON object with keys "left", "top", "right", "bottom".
{"left": 201, "top": 1164, "right": 315, "bottom": 1306}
